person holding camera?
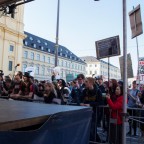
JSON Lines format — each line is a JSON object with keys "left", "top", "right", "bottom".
{"left": 106, "top": 85, "right": 123, "bottom": 144}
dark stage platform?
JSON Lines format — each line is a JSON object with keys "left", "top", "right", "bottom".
{"left": 0, "top": 99, "right": 92, "bottom": 144}
{"left": 0, "top": 99, "right": 91, "bottom": 131}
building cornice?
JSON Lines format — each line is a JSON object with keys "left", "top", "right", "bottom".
{"left": 0, "top": 23, "right": 26, "bottom": 40}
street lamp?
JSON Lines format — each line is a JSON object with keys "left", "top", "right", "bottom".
{"left": 55, "top": 0, "right": 60, "bottom": 67}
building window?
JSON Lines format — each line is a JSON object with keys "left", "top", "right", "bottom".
{"left": 78, "top": 65, "right": 80, "bottom": 70}
{"left": 24, "top": 51, "right": 28, "bottom": 58}
{"left": 47, "top": 67, "right": 51, "bottom": 75}
{"left": 72, "top": 64, "right": 74, "bottom": 69}
{"left": 42, "top": 55, "right": 45, "bottom": 62}
{"left": 37, "top": 54, "right": 40, "bottom": 61}
{"left": 47, "top": 57, "right": 50, "bottom": 63}
{"left": 9, "top": 45, "right": 14, "bottom": 52}
{"left": 24, "top": 41, "right": 28, "bottom": 45}
{"left": 68, "top": 62, "right": 70, "bottom": 68}
{"left": 37, "top": 39, "right": 41, "bottom": 43}
{"left": 8, "top": 61, "right": 13, "bottom": 71}
{"left": 75, "top": 64, "right": 77, "bottom": 69}
{"left": 65, "top": 61, "right": 67, "bottom": 67}
{"left": 30, "top": 52, "right": 34, "bottom": 60}
{"left": 33, "top": 44, "right": 36, "bottom": 48}
{"left": 42, "top": 67, "right": 45, "bottom": 75}
{"left": 52, "top": 58, "right": 55, "bottom": 64}
{"left": 35, "top": 66, "right": 39, "bottom": 74}
{"left": 41, "top": 46, "right": 44, "bottom": 50}
{"left": 61, "top": 71, "right": 63, "bottom": 77}
{"left": 61, "top": 60, "right": 63, "bottom": 66}
{"left": 22, "top": 64, "right": 27, "bottom": 72}
{"left": 89, "top": 64, "right": 92, "bottom": 67}
{"left": 44, "top": 42, "right": 47, "bottom": 46}
{"left": 81, "top": 65, "right": 82, "bottom": 70}
{"left": 48, "top": 49, "right": 51, "bottom": 52}
{"left": 29, "top": 37, "right": 33, "bottom": 40}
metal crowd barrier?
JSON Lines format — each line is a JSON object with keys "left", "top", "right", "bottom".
{"left": 89, "top": 105, "right": 144, "bottom": 144}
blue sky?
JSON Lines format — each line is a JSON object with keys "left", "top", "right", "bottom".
{"left": 24, "top": 0, "right": 144, "bottom": 76}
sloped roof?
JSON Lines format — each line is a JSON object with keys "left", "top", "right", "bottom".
{"left": 80, "top": 56, "right": 118, "bottom": 68}
{"left": 80, "top": 56, "right": 99, "bottom": 62}
{"left": 23, "top": 31, "right": 86, "bottom": 64}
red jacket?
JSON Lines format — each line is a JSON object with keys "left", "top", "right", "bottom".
{"left": 107, "top": 96, "right": 123, "bottom": 125}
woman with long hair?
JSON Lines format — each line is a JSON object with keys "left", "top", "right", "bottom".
{"left": 109, "top": 79, "right": 118, "bottom": 102}
{"left": 43, "top": 82, "right": 57, "bottom": 104}
{"left": 106, "top": 85, "right": 123, "bottom": 144}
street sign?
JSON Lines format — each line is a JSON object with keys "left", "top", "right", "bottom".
{"left": 129, "top": 4, "right": 143, "bottom": 39}
{"left": 95, "top": 36, "right": 120, "bottom": 59}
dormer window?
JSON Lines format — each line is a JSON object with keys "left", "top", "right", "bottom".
{"left": 29, "top": 37, "right": 33, "bottom": 41}
{"left": 60, "top": 53, "right": 62, "bottom": 56}
{"left": 44, "top": 42, "right": 48, "bottom": 46}
{"left": 33, "top": 43, "right": 36, "bottom": 48}
{"left": 60, "top": 48, "right": 62, "bottom": 51}
{"left": 24, "top": 41, "right": 28, "bottom": 45}
{"left": 41, "top": 46, "right": 44, "bottom": 50}
{"left": 37, "top": 39, "right": 41, "bottom": 43}
{"left": 48, "top": 49, "right": 51, "bottom": 52}
{"left": 65, "top": 54, "right": 67, "bottom": 57}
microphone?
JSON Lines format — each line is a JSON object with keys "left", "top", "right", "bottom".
{"left": 15, "top": 63, "right": 20, "bottom": 68}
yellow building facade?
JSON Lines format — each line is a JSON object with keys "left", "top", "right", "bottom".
{"left": 0, "top": 5, "right": 25, "bottom": 76}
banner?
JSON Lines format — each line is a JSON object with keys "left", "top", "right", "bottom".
{"left": 137, "top": 57, "right": 144, "bottom": 82}
{"left": 119, "top": 53, "right": 134, "bottom": 79}
{"left": 129, "top": 4, "right": 143, "bottom": 39}
{"left": 25, "top": 67, "right": 35, "bottom": 77}
{"left": 95, "top": 36, "right": 120, "bottom": 59}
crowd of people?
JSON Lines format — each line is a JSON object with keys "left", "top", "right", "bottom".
{"left": 0, "top": 70, "right": 144, "bottom": 143}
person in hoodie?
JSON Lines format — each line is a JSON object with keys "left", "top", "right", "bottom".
{"left": 80, "top": 77, "right": 102, "bottom": 142}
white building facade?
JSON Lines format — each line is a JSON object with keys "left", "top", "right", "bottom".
{"left": 23, "top": 32, "right": 86, "bottom": 81}
{"left": 80, "top": 56, "right": 121, "bottom": 80}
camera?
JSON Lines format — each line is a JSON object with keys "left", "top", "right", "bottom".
{"left": 102, "top": 93, "right": 106, "bottom": 98}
